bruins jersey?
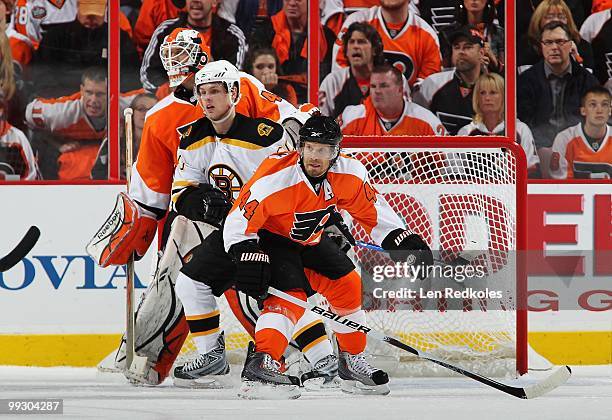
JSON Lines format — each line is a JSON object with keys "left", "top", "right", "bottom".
{"left": 549, "top": 123, "right": 612, "bottom": 179}
{"left": 171, "top": 113, "right": 291, "bottom": 208}
{"left": 332, "top": 6, "right": 441, "bottom": 86}
{"left": 223, "top": 151, "right": 406, "bottom": 251}
{"left": 130, "top": 73, "right": 298, "bottom": 217}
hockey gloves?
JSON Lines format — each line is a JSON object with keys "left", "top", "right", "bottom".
{"left": 230, "top": 240, "right": 271, "bottom": 299}
{"left": 175, "top": 183, "right": 232, "bottom": 228}
{"left": 381, "top": 229, "right": 434, "bottom": 280}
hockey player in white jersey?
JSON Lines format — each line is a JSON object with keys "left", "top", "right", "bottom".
{"left": 167, "top": 60, "right": 339, "bottom": 388}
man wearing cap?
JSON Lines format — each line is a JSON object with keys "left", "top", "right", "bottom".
{"left": 30, "top": 0, "right": 139, "bottom": 97}
{"left": 413, "top": 25, "right": 487, "bottom": 135}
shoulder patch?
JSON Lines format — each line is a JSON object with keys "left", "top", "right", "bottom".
{"left": 178, "top": 118, "right": 214, "bottom": 149}
{"left": 257, "top": 122, "right": 274, "bottom": 137}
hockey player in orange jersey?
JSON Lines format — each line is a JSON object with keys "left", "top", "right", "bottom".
{"left": 332, "top": 0, "right": 441, "bottom": 87}
{"left": 549, "top": 86, "right": 612, "bottom": 179}
{"left": 223, "top": 116, "right": 434, "bottom": 399}
{"left": 86, "top": 28, "right": 328, "bottom": 387}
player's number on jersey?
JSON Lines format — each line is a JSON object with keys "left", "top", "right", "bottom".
{"left": 238, "top": 190, "right": 260, "bottom": 220}
{"left": 16, "top": 6, "right": 28, "bottom": 26}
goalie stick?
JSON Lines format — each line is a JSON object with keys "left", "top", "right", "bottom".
{"left": 267, "top": 286, "right": 572, "bottom": 399}
{"left": 0, "top": 226, "right": 40, "bottom": 272}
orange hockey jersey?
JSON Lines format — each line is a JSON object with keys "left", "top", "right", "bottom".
{"left": 549, "top": 123, "right": 612, "bottom": 179}
{"left": 332, "top": 6, "right": 441, "bottom": 86}
{"left": 130, "top": 73, "right": 299, "bottom": 216}
{"left": 339, "top": 96, "right": 446, "bottom": 136}
{"left": 223, "top": 151, "right": 406, "bottom": 251}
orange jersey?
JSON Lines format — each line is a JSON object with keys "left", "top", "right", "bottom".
{"left": 549, "top": 123, "right": 612, "bottom": 179}
{"left": 339, "top": 96, "right": 447, "bottom": 136}
{"left": 130, "top": 73, "right": 299, "bottom": 215}
{"left": 223, "top": 151, "right": 406, "bottom": 251}
{"left": 332, "top": 6, "right": 441, "bottom": 86}
{"left": 133, "top": 0, "right": 184, "bottom": 56}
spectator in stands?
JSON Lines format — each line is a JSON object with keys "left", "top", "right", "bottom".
{"left": 244, "top": 47, "right": 298, "bottom": 106}
{"left": 134, "top": 0, "right": 185, "bottom": 57}
{"left": 141, "top": 0, "right": 247, "bottom": 94}
{"left": 321, "top": 0, "right": 345, "bottom": 35}
{"left": 0, "top": 90, "right": 39, "bottom": 180}
{"left": 91, "top": 92, "right": 158, "bottom": 180}
{"left": 549, "top": 86, "right": 612, "bottom": 179}
{"left": 413, "top": 25, "right": 486, "bottom": 135}
{"left": 414, "top": 0, "right": 456, "bottom": 35}
{"left": 1, "top": 0, "right": 13, "bottom": 27}
{"left": 319, "top": 21, "right": 385, "bottom": 119}
{"left": 250, "top": 0, "right": 336, "bottom": 104}
{"left": 332, "top": 0, "right": 441, "bottom": 87}
{"left": 340, "top": 63, "right": 446, "bottom": 136}
{"left": 518, "top": 21, "right": 599, "bottom": 170}
{"left": 458, "top": 73, "right": 542, "bottom": 178}
{"left": 24, "top": 67, "right": 139, "bottom": 180}
{"left": 440, "top": 0, "right": 504, "bottom": 73}
{"left": 1, "top": 23, "right": 31, "bottom": 133}
{"left": 580, "top": 7, "right": 612, "bottom": 86}
{"left": 518, "top": 0, "right": 594, "bottom": 73}
{"left": 30, "top": 0, "right": 139, "bottom": 97}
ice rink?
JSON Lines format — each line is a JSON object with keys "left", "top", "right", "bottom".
{"left": 1, "top": 365, "right": 610, "bottom": 420}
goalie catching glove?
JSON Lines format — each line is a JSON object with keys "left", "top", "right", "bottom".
{"left": 381, "top": 229, "right": 433, "bottom": 280}
{"left": 86, "top": 193, "right": 157, "bottom": 267}
{"left": 174, "top": 183, "right": 232, "bottom": 228}
{"left": 229, "top": 240, "right": 271, "bottom": 299}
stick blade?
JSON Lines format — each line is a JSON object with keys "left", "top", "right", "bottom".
{"left": 522, "top": 366, "right": 572, "bottom": 399}
{"left": 0, "top": 226, "right": 41, "bottom": 271}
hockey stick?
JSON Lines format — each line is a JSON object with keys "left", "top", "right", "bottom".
{"left": 0, "top": 226, "right": 40, "bottom": 272}
{"left": 267, "top": 286, "right": 572, "bottom": 399}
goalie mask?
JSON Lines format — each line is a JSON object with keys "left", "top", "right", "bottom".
{"left": 194, "top": 60, "right": 241, "bottom": 122}
{"left": 160, "top": 28, "right": 211, "bottom": 87}
{"left": 298, "top": 115, "right": 342, "bottom": 171}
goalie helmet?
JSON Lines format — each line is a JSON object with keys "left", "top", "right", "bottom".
{"left": 194, "top": 60, "right": 241, "bottom": 106}
{"left": 160, "top": 28, "right": 211, "bottom": 87}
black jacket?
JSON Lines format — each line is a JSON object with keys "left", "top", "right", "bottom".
{"left": 517, "top": 58, "right": 599, "bottom": 148}
{"left": 140, "top": 13, "right": 247, "bottom": 92}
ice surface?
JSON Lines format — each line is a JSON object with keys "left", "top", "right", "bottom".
{"left": 0, "top": 365, "right": 610, "bottom": 420}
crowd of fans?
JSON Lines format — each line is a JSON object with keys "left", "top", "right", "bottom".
{"left": 0, "top": 0, "right": 610, "bottom": 181}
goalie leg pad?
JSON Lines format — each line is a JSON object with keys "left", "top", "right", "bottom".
{"left": 86, "top": 192, "right": 157, "bottom": 267}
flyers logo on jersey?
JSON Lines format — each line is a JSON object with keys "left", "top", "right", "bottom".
{"left": 257, "top": 123, "right": 274, "bottom": 137}
{"left": 290, "top": 205, "right": 337, "bottom": 243}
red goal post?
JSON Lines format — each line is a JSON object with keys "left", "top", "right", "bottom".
{"left": 341, "top": 135, "right": 528, "bottom": 376}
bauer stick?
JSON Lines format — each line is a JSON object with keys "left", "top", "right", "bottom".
{"left": 123, "top": 108, "right": 137, "bottom": 370}
{"left": 267, "top": 286, "right": 571, "bottom": 399}
{"left": 0, "top": 226, "right": 40, "bottom": 272}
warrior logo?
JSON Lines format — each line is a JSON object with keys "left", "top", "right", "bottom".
{"left": 208, "top": 164, "right": 243, "bottom": 202}
{"left": 290, "top": 205, "right": 338, "bottom": 243}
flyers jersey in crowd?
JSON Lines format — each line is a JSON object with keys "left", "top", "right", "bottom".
{"left": 171, "top": 113, "right": 291, "bottom": 208}
{"left": 458, "top": 120, "right": 541, "bottom": 176}
{"left": 549, "top": 123, "right": 612, "bottom": 179}
{"left": 0, "top": 123, "right": 39, "bottom": 180}
{"left": 332, "top": 6, "right": 441, "bottom": 86}
{"left": 339, "top": 96, "right": 446, "bottom": 136}
{"left": 223, "top": 151, "right": 405, "bottom": 251}
{"left": 130, "top": 73, "right": 298, "bottom": 217}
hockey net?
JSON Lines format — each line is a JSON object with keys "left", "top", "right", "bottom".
{"left": 101, "top": 137, "right": 527, "bottom": 378}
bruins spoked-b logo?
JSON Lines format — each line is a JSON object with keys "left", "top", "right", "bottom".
{"left": 208, "top": 164, "right": 243, "bottom": 202}
{"left": 290, "top": 205, "right": 337, "bottom": 243}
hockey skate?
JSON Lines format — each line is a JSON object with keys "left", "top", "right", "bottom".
{"left": 238, "top": 342, "right": 301, "bottom": 400}
{"left": 338, "top": 350, "right": 390, "bottom": 395}
{"left": 172, "top": 332, "right": 231, "bottom": 389}
{"left": 300, "top": 354, "right": 341, "bottom": 390}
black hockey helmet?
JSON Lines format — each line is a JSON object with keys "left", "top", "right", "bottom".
{"left": 298, "top": 115, "right": 342, "bottom": 148}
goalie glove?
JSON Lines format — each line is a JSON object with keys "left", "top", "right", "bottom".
{"left": 175, "top": 184, "right": 232, "bottom": 228}
{"left": 229, "top": 240, "right": 271, "bottom": 299}
{"left": 381, "top": 229, "right": 433, "bottom": 280}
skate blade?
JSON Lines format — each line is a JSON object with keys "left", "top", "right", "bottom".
{"left": 173, "top": 374, "right": 233, "bottom": 389}
{"left": 341, "top": 380, "right": 390, "bottom": 396}
{"left": 303, "top": 375, "right": 342, "bottom": 391}
{"left": 238, "top": 381, "right": 301, "bottom": 400}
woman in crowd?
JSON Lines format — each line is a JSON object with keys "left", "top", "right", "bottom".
{"left": 243, "top": 47, "right": 298, "bottom": 106}
{"left": 458, "top": 73, "right": 541, "bottom": 178}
